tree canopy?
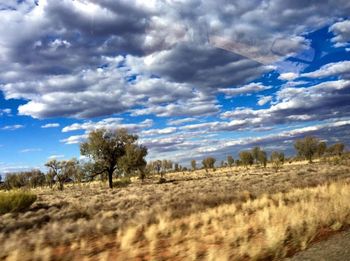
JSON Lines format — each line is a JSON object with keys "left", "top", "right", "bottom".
{"left": 294, "top": 136, "right": 320, "bottom": 163}
{"left": 80, "top": 128, "right": 143, "bottom": 188}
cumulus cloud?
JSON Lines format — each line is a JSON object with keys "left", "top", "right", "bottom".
{"left": 141, "top": 127, "right": 177, "bottom": 136}
{"left": 127, "top": 43, "right": 271, "bottom": 90}
{"left": 221, "top": 79, "right": 350, "bottom": 128}
{"left": 302, "top": 61, "right": 350, "bottom": 79}
{"left": 1, "top": 0, "right": 350, "bottom": 165}
{"left": 2, "top": 0, "right": 349, "bottom": 119}
{"left": 61, "top": 117, "right": 154, "bottom": 144}
{"left": 278, "top": 72, "right": 299, "bottom": 81}
{"left": 143, "top": 119, "right": 350, "bottom": 163}
{"left": 329, "top": 20, "right": 350, "bottom": 47}
{"left": 60, "top": 134, "right": 88, "bottom": 145}
{"left": 62, "top": 118, "right": 153, "bottom": 133}
{"left": 257, "top": 96, "right": 272, "bottom": 106}
{"left": 167, "top": 117, "right": 198, "bottom": 126}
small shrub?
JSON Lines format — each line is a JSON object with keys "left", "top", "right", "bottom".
{"left": 0, "top": 191, "right": 37, "bottom": 214}
{"left": 113, "top": 177, "right": 131, "bottom": 188}
{"left": 158, "top": 177, "right": 167, "bottom": 184}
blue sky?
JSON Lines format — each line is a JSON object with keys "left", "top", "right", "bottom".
{"left": 1, "top": 0, "right": 350, "bottom": 173}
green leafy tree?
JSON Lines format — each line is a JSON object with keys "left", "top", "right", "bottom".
{"left": 174, "top": 163, "right": 179, "bottom": 172}
{"left": 239, "top": 151, "right": 254, "bottom": 168}
{"left": 202, "top": 157, "right": 216, "bottom": 173}
{"left": 327, "top": 143, "right": 345, "bottom": 156}
{"left": 45, "top": 159, "right": 77, "bottom": 190}
{"left": 191, "top": 160, "right": 196, "bottom": 171}
{"left": 317, "top": 142, "right": 327, "bottom": 158}
{"left": 119, "top": 143, "right": 148, "bottom": 181}
{"left": 235, "top": 159, "right": 241, "bottom": 166}
{"left": 227, "top": 155, "right": 234, "bottom": 168}
{"left": 251, "top": 146, "right": 261, "bottom": 164}
{"left": 161, "top": 160, "right": 173, "bottom": 173}
{"left": 271, "top": 151, "right": 284, "bottom": 172}
{"left": 294, "top": 136, "right": 320, "bottom": 163}
{"left": 258, "top": 150, "right": 267, "bottom": 168}
{"left": 80, "top": 128, "right": 139, "bottom": 188}
{"left": 153, "top": 160, "right": 162, "bottom": 174}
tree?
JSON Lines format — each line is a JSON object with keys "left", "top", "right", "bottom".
{"left": 317, "top": 142, "right": 327, "bottom": 158}
{"left": 202, "top": 157, "right": 216, "bottom": 173}
{"left": 257, "top": 150, "right": 267, "bottom": 168}
{"left": 45, "top": 159, "right": 77, "bottom": 190}
{"left": 161, "top": 160, "right": 173, "bottom": 173}
{"left": 153, "top": 160, "right": 162, "bottom": 174}
{"left": 239, "top": 151, "right": 254, "bottom": 168}
{"left": 191, "top": 160, "right": 196, "bottom": 171}
{"left": 327, "top": 143, "right": 345, "bottom": 156}
{"left": 271, "top": 151, "right": 284, "bottom": 172}
{"left": 174, "top": 163, "right": 179, "bottom": 172}
{"left": 235, "top": 159, "right": 241, "bottom": 166}
{"left": 80, "top": 128, "right": 139, "bottom": 189}
{"left": 119, "top": 143, "right": 148, "bottom": 181}
{"left": 227, "top": 155, "right": 234, "bottom": 168}
{"left": 45, "top": 171, "right": 55, "bottom": 188}
{"left": 294, "top": 136, "right": 320, "bottom": 163}
{"left": 252, "top": 146, "right": 261, "bottom": 164}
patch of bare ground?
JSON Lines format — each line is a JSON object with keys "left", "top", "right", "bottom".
{"left": 1, "top": 162, "right": 350, "bottom": 260}
{"left": 285, "top": 229, "right": 350, "bottom": 261}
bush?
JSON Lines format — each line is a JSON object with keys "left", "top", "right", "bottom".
{"left": 113, "top": 177, "right": 131, "bottom": 188}
{"left": 0, "top": 191, "right": 37, "bottom": 214}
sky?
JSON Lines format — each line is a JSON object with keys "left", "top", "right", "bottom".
{"left": 0, "top": 0, "right": 350, "bottom": 173}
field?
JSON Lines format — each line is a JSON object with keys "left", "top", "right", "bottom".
{"left": 1, "top": 161, "right": 350, "bottom": 260}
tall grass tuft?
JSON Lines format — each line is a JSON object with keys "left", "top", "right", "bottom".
{"left": 0, "top": 191, "right": 37, "bottom": 214}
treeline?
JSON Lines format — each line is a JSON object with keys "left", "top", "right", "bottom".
{"left": 1, "top": 129, "right": 148, "bottom": 190}
{"left": 190, "top": 136, "right": 346, "bottom": 172}
{"left": 0, "top": 132, "right": 347, "bottom": 191}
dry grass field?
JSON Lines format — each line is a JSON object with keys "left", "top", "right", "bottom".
{"left": 1, "top": 160, "right": 350, "bottom": 260}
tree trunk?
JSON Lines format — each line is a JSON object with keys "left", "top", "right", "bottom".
{"left": 108, "top": 169, "right": 113, "bottom": 189}
{"left": 58, "top": 180, "right": 64, "bottom": 191}
{"left": 308, "top": 156, "right": 313, "bottom": 163}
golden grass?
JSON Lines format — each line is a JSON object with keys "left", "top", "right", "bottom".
{"left": 0, "top": 191, "right": 37, "bottom": 215}
{"left": 0, "top": 162, "right": 350, "bottom": 260}
{"left": 113, "top": 181, "right": 350, "bottom": 260}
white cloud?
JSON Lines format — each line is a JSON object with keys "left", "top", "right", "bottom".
{"left": 41, "top": 123, "right": 60, "bottom": 128}
{"left": 302, "top": 61, "right": 350, "bottom": 78}
{"left": 60, "top": 134, "right": 88, "bottom": 145}
{"left": 142, "top": 127, "right": 177, "bottom": 136}
{"left": 329, "top": 20, "right": 350, "bottom": 47}
{"left": 62, "top": 118, "right": 153, "bottom": 133}
{"left": 257, "top": 96, "right": 272, "bottom": 106}
{"left": 167, "top": 117, "right": 197, "bottom": 126}
{"left": 218, "top": 82, "right": 271, "bottom": 97}
{"left": 0, "top": 108, "right": 11, "bottom": 116}
{"left": 48, "top": 154, "right": 65, "bottom": 160}
{"left": 61, "top": 118, "right": 154, "bottom": 144}
{"left": 20, "top": 148, "right": 42, "bottom": 153}
{"left": 221, "top": 79, "right": 350, "bottom": 127}
{"left": 278, "top": 72, "right": 299, "bottom": 81}
{"left": 1, "top": 124, "right": 24, "bottom": 130}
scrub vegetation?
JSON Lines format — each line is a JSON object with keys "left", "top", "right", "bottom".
{"left": 0, "top": 129, "right": 349, "bottom": 260}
